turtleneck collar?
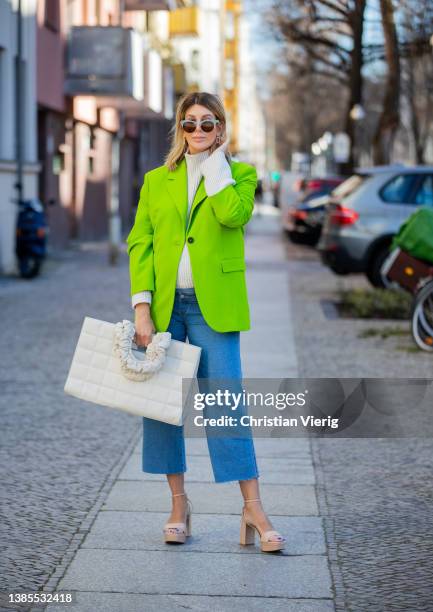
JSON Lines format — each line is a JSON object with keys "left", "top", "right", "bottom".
{"left": 184, "top": 148, "right": 211, "bottom": 167}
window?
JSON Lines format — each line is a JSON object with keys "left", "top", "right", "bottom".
{"left": 414, "top": 175, "right": 433, "bottom": 206}
{"left": 380, "top": 174, "right": 419, "bottom": 204}
{"left": 45, "top": 0, "right": 60, "bottom": 32}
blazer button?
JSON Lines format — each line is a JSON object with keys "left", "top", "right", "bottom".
{"left": 187, "top": 237, "right": 194, "bottom": 243}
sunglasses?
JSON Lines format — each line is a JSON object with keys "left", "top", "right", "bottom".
{"left": 180, "top": 118, "right": 220, "bottom": 133}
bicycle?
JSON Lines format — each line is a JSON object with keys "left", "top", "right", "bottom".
{"left": 381, "top": 248, "right": 433, "bottom": 352}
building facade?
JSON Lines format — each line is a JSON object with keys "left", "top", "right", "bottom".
{"left": 0, "top": 0, "right": 39, "bottom": 274}
{"left": 0, "top": 0, "right": 263, "bottom": 274}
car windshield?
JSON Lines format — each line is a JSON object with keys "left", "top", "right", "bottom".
{"left": 330, "top": 174, "right": 369, "bottom": 199}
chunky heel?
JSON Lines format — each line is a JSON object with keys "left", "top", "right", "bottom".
{"left": 240, "top": 498, "right": 286, "bottom": 553}
{"left": 163, "top": 493, "right": 193, "bottom": 544}
{"left": 186, "top": 502, "right": 192, "bottom": 536}
{"left": 240, "top": 513, "right": 256, "bottom": 545}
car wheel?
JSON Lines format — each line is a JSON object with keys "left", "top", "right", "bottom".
{"left": 286, "top": 230, "right": 303, "bottom": 244}
{"left": 366, "top": 245, "right": 391, "bottom": 288}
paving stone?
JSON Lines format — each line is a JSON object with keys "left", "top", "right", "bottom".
{"left": 102, "top": 480, "right": 319, "bottom": 516}
{"left": 46, "top": 592, "right": 334, "bottom": 612}
{"left": 57, "top": 549, "right": 332, "bottom": 599}
{"left": 81, "top": 511, "right": 326, "bottom": 555}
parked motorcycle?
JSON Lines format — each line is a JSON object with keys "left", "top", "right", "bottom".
{"left": 15, "top": 199, "right": 48, "bottom": 279}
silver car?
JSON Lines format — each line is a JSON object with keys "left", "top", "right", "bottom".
{"left": 318, "top": 165, "right": 433, "bottom": 287}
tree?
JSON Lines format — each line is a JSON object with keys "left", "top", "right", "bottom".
{"left": 266, "top": 0, "right": 368, "bottom": 174}
{"left": 372, "top": 0, "right": 400, "bottom": 164}
{"left": 399, "top": 0, "right": 433, "bottom": 163}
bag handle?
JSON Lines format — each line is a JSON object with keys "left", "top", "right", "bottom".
{"left": 113, "top": 320, "right": 171, "bottom": 381}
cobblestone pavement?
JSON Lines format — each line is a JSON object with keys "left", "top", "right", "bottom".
{"left": 286, "top": 238, "right": 433, "bottom": 612}
{"left": 0, "top": 243, "right": 140, "bottom": 601}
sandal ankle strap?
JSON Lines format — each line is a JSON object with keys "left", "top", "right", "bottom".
{"left": 244, "top": 498, "right": 261, "bottom": 503}
{"left": 171, "top": 492, "right": 193, "bottom": 513}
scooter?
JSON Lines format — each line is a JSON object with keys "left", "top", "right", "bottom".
{"left": 15, "top": 199, "right": 48, "bottom": 278}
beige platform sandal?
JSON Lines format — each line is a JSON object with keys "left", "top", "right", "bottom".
{"left": 240, "top": 498, "right": 286, "bottom": 553}
{"left": 163, "top": 492, "right": 192, "bottom": 544}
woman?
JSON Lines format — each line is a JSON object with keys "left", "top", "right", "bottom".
{"left": 126, "top": 91, "right": 285, "bottom": 553}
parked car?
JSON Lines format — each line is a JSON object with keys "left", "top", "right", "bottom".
{"left": 299, "top": 176, "right": 344, "bottom": 197}
{"left": 283, "top": 177, "right": 345, "bottom": 245}
{"left": 278, "top": 170, "right": 306, "bottom": 211}
{"left": 318, "top": 165, "right": 433, "bottom": 287}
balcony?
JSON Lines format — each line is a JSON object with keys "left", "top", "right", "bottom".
{"left": 124, "top": 0, "right": 189, "bottom": 10}
{"left": 65, "top": 27, "right": 145, "bottom": 100}
{"left": 169, "top": 6, "right": 199, "bottom": 37}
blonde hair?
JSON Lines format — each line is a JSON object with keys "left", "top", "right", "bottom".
{"left": 164, "top": 91, "right": 231, "bottom": 172}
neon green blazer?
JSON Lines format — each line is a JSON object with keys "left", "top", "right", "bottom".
{"left": 126, "top": 157, "right": 257, "bottom": 333}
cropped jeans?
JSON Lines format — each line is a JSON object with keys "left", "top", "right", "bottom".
{"left": 142, "top": 287, "right": 260, "bottom": 483}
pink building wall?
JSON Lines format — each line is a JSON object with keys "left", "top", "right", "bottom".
{"left": 36, "top": 1, "right": 66, "bottom": 112}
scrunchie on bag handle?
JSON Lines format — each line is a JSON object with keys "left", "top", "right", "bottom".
{"left": 113, "top": 320, "right": 171, "bottom": 381}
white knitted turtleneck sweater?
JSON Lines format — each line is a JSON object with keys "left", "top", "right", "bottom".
{"left": 131, "top": 146, "right": 235, "bottom": 309}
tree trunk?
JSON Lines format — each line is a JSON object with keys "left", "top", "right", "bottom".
{"left": 406, "top": 53, "right": 424, "bottom": 164}
{"left": 372, "top": 0, "right": 401, "bottom": 165}
{"left": 340, "top": 0, "right": 366, "bottom": 176}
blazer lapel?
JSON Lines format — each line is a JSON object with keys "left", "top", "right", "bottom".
{"left": 187, "top": 178, "right": 207, "bottom": 231}
{"left": 166, "top": 156, "right": 233, "bottom": 231}
{"left": 166, "top": 158, "right": 188, "bottom": 227}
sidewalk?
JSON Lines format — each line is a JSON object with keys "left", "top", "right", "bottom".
{"left": 43, "top": 206, "right": 334, "bottom": 612}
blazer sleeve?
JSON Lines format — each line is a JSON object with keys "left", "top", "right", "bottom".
{"left": 131, "top": 290, "right": 152, "bottom": 310}
{"left": 205, "top": 162, "right": 257, "bottom": 229}
{"left": 126, "top": 173, "right": 155, "bottom": 296}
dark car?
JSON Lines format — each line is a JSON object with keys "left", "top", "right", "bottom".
{"left": 282, "top": 177, "right": 345, "bottom": 245}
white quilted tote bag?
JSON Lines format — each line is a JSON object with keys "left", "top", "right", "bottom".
{"left": 64, "top": 316, "right": 202, "bottom": 426}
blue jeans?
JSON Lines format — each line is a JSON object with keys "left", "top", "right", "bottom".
{"left": 142, "top": 287, "right": 260, "bottom": 483}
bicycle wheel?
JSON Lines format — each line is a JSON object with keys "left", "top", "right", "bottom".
{"left": 411, "top": 281, "right": 433, "bottom": 351}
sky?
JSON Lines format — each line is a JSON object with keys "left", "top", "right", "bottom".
{"left": 241, "top": 0, "right": 391, "bottom": 88}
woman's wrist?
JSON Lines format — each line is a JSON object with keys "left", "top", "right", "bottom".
{"left": 135, "top": 303, "right": 151, "bottom": 316}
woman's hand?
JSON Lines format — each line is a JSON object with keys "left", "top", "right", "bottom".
{"left": 134, "top": 304, "right": 156, "bottom": 347}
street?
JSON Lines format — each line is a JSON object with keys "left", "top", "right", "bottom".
{"left": 1, "top": 205, "right": 433, "bottom": 611}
